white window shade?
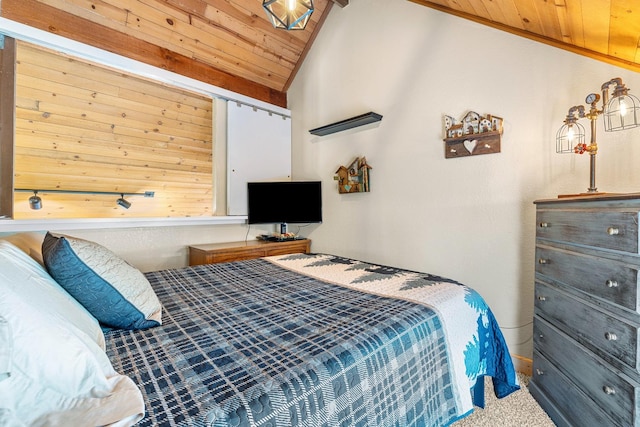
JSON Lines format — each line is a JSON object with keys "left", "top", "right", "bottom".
{"left": 226, "top": 102, "right": 291, "bottom": 216}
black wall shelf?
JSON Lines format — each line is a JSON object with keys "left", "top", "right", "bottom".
{"left": 309, "top": 112, "right": 382, "bottom": 136}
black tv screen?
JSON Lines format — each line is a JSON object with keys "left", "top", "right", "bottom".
{"left": 247, "top": 181, "right": 322, "bottom": 225}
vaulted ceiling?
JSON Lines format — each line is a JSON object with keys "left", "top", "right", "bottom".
{"left": 0, "top": 0, "right": 339, "bottom": 108}
{"left": 410, "top": 0, "right": 640, "bottom": 73}
{"left": 1, "top": 0, "right": 639, "bottom": 109}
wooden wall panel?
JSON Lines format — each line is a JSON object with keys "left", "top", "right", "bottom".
{"left": 13, "top": 41, "right": 213, "bottom": 219}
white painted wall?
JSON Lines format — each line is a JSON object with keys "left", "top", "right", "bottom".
{"left": 287, "top": 0, "right": 640, "bottom": 358}
{"left": 5, "top": 2, "right": 640, "bottom": 359}
{"left": 52, "top": 224, "right": 267, "bottom": 272}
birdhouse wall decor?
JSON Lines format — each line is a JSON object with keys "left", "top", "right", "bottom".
{"left": 334, "top": 157, "right": 372, "bottom": 194}
{"left": 443, "top": 111, "right": 503, "bottom": 158}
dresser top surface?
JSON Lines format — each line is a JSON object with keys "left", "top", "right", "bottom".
{"left": 189, "top": 239, "right": 310, "bottom": 251}
{"left": 534, "top": 192, "right": 640, "bottom": 205}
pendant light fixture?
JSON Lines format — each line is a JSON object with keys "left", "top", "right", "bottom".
{"left": 263, "top": 0, "right": 314, "bottom": 30}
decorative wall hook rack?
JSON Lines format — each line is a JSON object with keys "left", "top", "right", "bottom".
{"left": 442, "top": 111, "right": 503, "bottom": 158}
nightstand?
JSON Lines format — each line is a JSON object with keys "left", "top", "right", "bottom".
{"left": 188, "top": 239, "right": 311, "bottom": 266}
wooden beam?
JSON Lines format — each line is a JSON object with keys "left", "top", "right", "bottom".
{"left": 0, "top": 36, "right": 16, "bottom": 219}
{"left": 0, "top": 0, "right": 287, "bottom": 108}
{"left": 283, "top": 1, "right": 334, "bottom": 91}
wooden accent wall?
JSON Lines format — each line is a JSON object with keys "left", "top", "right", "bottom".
{"left": 13, "top": 42, "right": 213, "bottom": 219}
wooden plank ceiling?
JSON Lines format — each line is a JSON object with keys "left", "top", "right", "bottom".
{"left": 1, "top": 1, "right": 639, "bottom": 109}
{"left": 410, "top": 0, "right": 640, "bottom": 73}
{"left": 0, "top": 0, "right": 343, "bottom": 108}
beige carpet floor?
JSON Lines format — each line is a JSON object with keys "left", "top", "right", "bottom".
{"left": 452, "top": 374, "right": 556, "bottom": 426}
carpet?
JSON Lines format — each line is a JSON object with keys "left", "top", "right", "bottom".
{"left": 452, "top": 374, "right": 555, "bottom": 426}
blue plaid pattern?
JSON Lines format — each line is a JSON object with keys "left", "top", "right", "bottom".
{"left": 105, "top": 259, "right": 462, "bottom": 426}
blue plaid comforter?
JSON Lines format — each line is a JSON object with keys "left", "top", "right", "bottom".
{"left": 105, "top": 253, "right": 518, "bottom": 426}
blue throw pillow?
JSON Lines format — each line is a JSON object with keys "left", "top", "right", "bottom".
{"left": 42, "top": 232, "right": 162, "bottom": 330}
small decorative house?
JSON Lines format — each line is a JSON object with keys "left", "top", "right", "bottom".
{"left": 334, "top": 156, "right": 372, "bottom": 193}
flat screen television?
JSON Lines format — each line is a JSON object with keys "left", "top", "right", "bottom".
{"left": 247, "top": 181, "right": 322, "bottom": 232}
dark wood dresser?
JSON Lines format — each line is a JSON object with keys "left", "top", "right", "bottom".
{"left": 530, "top": 193, "right": 640, "bottom": 426}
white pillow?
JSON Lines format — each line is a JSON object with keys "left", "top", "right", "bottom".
{"left": 0, "top": 286, "right": 144, "bottom": 426}
{"left": 0, "top": 240, "right": 105, "bottom": 350}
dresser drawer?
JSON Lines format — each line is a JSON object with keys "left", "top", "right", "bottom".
{"left": 534, "top": 317, "right": 638, "bottom": 426}
{"left": 536, "top": 210, "right": 640, "bottom": 253}
{"left": 531, "top": 351, "right": 615, "bottom": 426}
{"left": 536, "top": 245, "right": 640, "bottom": 313}
{"left": 535, "top": 282, "right": 640, "bottom": 371}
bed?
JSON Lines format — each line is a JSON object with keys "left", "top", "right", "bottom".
{"left": 0, "top": 234, "right": 519, "bottom": 427}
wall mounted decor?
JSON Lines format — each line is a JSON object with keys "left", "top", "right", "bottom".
{"left": 334, "top": 157, "right": 372, "bottom": 193}
{"left": 310, "top": 112, "right": 382, "bottom": 136}
{"left": 443, "top": 111, "right": 503, "bottom": 158}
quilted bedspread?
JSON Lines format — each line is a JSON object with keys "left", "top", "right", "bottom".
{"left": 105, "top": 253, "right": 518, "bottom": 427}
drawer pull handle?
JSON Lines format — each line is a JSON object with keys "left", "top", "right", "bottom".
{"left": 603, "top": 386, "right": 616, "bottom": 395}
{"left": 539, "top": 222, "right": 549, "bottom": 228}
{"left": 537, "top": 296, "right": 546, "bottom": 301}
{"left": 607, "top": 227, "right": 620, "bottom": 235}
{"left": 538, "top": 258, "right": 549, "bottom": 265}
{"left": 606, "top": 280, "right": 619, "bottom": 288}
{"left": 605, "top": 332, "right": 618, "bottom": 341}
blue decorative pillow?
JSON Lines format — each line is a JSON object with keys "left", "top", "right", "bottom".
{"left": 42, "top": 232, "right": 162, "bottom": 330}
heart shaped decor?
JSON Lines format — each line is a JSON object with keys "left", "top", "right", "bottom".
{"left": 463, "top": 139, "right": 478, "bottom": 154}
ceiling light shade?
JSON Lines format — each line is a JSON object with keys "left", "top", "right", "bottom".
{"left": 263, "top": 0, "right": 314, "bottom": 30}
{"left": 116, "top": 194, "right": 131, "bottom": 209}
{"left": 28, "top": 191, "right": 42, "bottom": 210}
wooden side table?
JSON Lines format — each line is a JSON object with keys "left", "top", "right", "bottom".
{"left": 188, "top": 239, "right": 311, "bottom": 266}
